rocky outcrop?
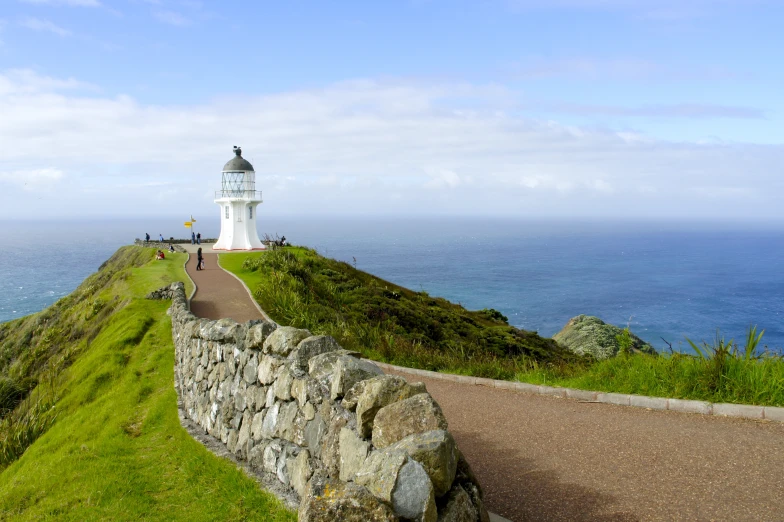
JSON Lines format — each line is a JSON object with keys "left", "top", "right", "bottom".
{"left": 165, "top": 282, "right": 486, "bottom": 521}
{"left": 553, "top": 315, "right": 656, "bottom": 360}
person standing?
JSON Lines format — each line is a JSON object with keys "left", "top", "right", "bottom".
{"left": 159, "top": 233, "right": 164, "bottom": 243}
{"left": 145, "top": 232, "right": 150, "bottom": 242}
{"left": 191, "top": 231, "right": 196, "bottom": 245}
{"left": 196, "top": 232, "right": 201, "bottom": 245}
{"left": 196, "top": 247, "right": 203, "bottom": 271}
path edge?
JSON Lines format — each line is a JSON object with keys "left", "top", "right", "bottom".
{"left": 182, "top": 252, "right": 197, "bottom": 309}
{"left": 215, "top": 254, "right": 278, "bottom": 325}
{"left": 374, "top": 361, "right": 784, "bottom": 423}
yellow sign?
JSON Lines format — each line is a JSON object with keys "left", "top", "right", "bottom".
{"left": 184, "top": 221, "right": 192, "bottom": 228}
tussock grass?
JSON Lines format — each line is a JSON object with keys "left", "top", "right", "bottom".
{"left": 0, "top": 247, "right": 295, "bottom": 521}
{"left": 221, "top": 248, "right": 580, "bottom": 381}
{"left": 223, "top": 247, "right": 784, "bottom": 407}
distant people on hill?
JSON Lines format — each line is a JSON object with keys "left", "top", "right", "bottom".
{"left": 169, "top": 244, "right": 175, "bottom": 253}
{"left": 191, "top": 231, "right": 196, "bottom": 245}
{"left": 196, "top": 232, "right": 201, "bottom": 245}
{"left": 145, "top": 232, "right": 150, "bottom": 242}
{"left": 156, "top": 250, "right": 165, "bottom": 260}
{"left": 280, "top": 236, "right": 287, "bottom": 246}
{"left": 159, "top": 233, "right": 164, "bottom": 243}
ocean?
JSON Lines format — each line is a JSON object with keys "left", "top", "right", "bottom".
{"left": 3, "top": 218, "right": 784, "bottom": 352}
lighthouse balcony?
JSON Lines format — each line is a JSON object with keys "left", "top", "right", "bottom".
{"left": 214, "top": 189, "right": 263, "bottom": 201}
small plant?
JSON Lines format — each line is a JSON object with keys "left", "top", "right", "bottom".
{"left": 616, "top": 327, "right": 634, "bottom": 356}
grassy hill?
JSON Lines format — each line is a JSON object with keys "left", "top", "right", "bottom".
{"left": 0, "top": 247, "right": 295, "bottom": 521}
{"left": 220, "top": 247, "right": 581, "bottom": 380}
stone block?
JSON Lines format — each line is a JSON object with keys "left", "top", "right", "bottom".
{"left": 629, "top": 395, "right": 668, "bottom": 410}
{"left": 538, "top": 386, "right": 566, "bottom": 398}
{"left": 339, "top": 427, "right": 370, "bottom": 482}
{"left": 263, "top": 326, "right": 311, "bottom": 356}
{"left": 298, "top": 476, "right": 397, "bottom": 522}
{"left": 565, "top": 388, "right": 598, "bottom": 402}
{"left": 597, "top": 392, "right": 631, "bottom": 406}
{"left": 764, "top": 406, "right": 784, "bottom": 422}
{"left": 373, "top": 393, "right": 449, "bottom": 449}
{"left": 712, "top": 403, "right": 764, "bottom": 419}
{"left": 668, "top": 398, "right": 712, "bottom": 415}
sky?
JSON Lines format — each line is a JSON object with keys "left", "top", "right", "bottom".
{"left": 0, "top": 0, "right": 783, "bottom": 220}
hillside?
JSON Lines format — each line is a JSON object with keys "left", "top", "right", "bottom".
{"left": 220, "top": 247, "right": 582, "bottom": 380}
{"left": 0, "top": 246, "right": 294, "bottom": 521}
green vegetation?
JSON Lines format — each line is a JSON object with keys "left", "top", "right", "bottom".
{"left": 0, "top": 247, "right": 295, "bottom": 521}
{"left": 223, "top": 247, "right": 784, "bottom": 407}
{"left": 221, "top": 248, "right": 579, "bottom": 380}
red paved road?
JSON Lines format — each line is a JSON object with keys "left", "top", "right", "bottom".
{"left": 185, "top": 253, "right": 264, "bottom": 323}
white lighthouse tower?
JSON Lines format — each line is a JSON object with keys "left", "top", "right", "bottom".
{"left": 213, "top": 146, "right": 266, "bottom": 251}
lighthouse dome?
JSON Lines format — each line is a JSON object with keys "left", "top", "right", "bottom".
{"left": 223, "top": 146, "right": 255, "bottom": 172}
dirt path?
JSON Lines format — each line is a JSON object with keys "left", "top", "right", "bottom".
{"left": 183, "top": 251, "right": 784, "bottom": 521}
{"left": 386, "top": 368, "right": 784, "bottom": 522}
{"left": 185, "top": 253, "right": 264, "bottom": 323}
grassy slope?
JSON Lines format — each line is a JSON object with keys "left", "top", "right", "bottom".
{"left": 0, "top": 247, "right": 295, "bottom": 521}
{"left": 220, "top": 248, "right": 579, "bottom": 381}
{"left": 222, "top": 248, "right": 784, "bottom": 407}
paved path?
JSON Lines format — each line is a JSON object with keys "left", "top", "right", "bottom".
{"left": 387, "top": 368, "right": 784, "bottom": 522}
{"left": 184, "top": 251, "right": 265, "bottom": 323}
{"left": 182, "top": 250, "right": 784, "bottom": 521}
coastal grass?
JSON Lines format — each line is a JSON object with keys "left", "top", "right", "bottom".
{"left": 222, "top": 248, "right": 784, "bottom": 407}
{"left": 0, "top": 246, "right": 295, "bottom": 521}
{"left": 220, "top": 248, "right": 579, "bottom": 381}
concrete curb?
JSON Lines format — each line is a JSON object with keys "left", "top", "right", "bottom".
{"left": 215, "top": 253, "right": 279, "bottom": 326}
{"left": 182, "top": 252, "right": 197, "bottom": 310}
{"left": 374, "top": 361, "right": 783, "bottom": 423}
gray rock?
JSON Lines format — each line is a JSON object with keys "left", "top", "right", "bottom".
{"left": 200, "top": 318, "right": 241, "bottom": 342}
{"left": 276, "top": 401, "right": 300, "bottom": 442}
{"left": 345, "top": 375, "right": 427, "bottom": 437}
{"left": 258, "top": 355, "right": 283, "bottom": 385}
{"left": 261, "top": 402, "right": 280, "bottom": 438}
{"left": 263, "top": 440, "right": 281, "bottom": 474}
{"left": 263, "top": 326, "right": 311, "bottom": 356}
{"left": 437, "top": 484, "right": 478, "bottom": 522}
{"left": 290, "top": 449, "right": 313, "bottom": 498}
{"left": 250, "top": 411, "right": 265, "bottom": 441}
{"left": 308, "top": 349, "right": 362, "bottom": 382}
{"left": 320, "top": 413, "right": 349, "bottom": 477}
{"left": 372, "top": 393, "right": 449, "bottom": 448}
{"left": 298, "top": 476, "right": 397, "bottom": 522}
{"left": 553, "top": 314, "right": 656, "bottom": 360}
{"left": 291, "top": 378, "right": 308, "bottom": 407}
{"left": 245, "top": 321, "right": 278, "bottom": 350}
{"left": 386, "top": 430, "right": 457, "bottom": 497}
{"left": 273, "top": 367, "right": 294, "bottom": 401}
{"left": 243, "top": 355, "right": 258, "bottom": 384}
{"left": 289, "top": 335, "right": 341, "bottom": 371}
{"left": 354, "top": 448, "right": 407, "bottom": 502}
{"left": 302, "top": 401, "right": 316, "bottom": 421}
{"left": 338, "top": 427, "right": 370, "bottom": 482}
{"left": 394, "top": 458, "right": 437, "bottom": 522}
{"left": 304, "top": 413, "right": 327, "bottom": 458}
{"left": 330, "top": 356, "right": 384, "bottom": 400}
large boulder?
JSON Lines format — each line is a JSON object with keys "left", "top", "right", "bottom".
{"left": 338, "top": 427, "right": 370, "bottom": 482}
{"left": 386, "top": 430, "right": 457, "bottom": 498}
{"left": 355, "top": 449, "right": 437, "bottom": 522}
{"left": 437, "top": 484, "right": 478, "bottom": 522}
{"left": 553, "top": 315, "right": 656, "bottom": 360}
{"left": 308, "top": 350, "right": 362, "bottom": 382}
{"left": 245, "top": 321, "right": 278, "bottom": 350}
{"left": 343, "top": 375, "right": 427, "bottom": 438}
{"left": 263, "top": 326, "right": 311, "bottom": 356}
{"left": 298, "top": 475, "right": 397, "bottom": 522}
{"left": 290, "top": 335, "right": 342, "bottom": 371}
{"left": 373, "top": 393, "right": 448, "bottom": 449}
{"left": 330, "top": 356, "right": 383, "bottom": 400}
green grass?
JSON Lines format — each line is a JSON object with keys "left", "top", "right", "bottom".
{"left": 0, "top": 246, "right": 295, "bottom": 521}
{"left": 220, "top": 248, "right": 580, "bottom": 381}
{"left": 222, "top": 247, "right": 784, "bottom": 407}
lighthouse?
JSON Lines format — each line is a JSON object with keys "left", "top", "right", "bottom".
{"left": 213, "top": 146, "right": 266, "bottom": 251}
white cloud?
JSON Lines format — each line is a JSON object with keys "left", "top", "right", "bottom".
{"left": 19, "top": 0, "right": 101, "bottom": 6}
{"left": 154, "top": 10, "right": 191, "bottom": 26}
{"left": 0, "top": 168, "right": 64, "bottom": 190}
{"left": 18, "top": 17, "right": 72, "bottom": 37}
{"left": 0, "top": 69, "right": 782, "bottom": 220}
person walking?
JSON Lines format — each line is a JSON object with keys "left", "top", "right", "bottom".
{"left": 196, "top": 247, "right": 203, "bottom": 271}
{"left": 145, "top": 232, "right": 150, "bottom": 242}
{"left": 196, "top": 232, "right": 201, "bottom": 245}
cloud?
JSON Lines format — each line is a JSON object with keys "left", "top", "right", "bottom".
{"left": 19, "top": 0, "right": 101, "bottom": 6}
{"left": 542, "top": 102, "right": 766, "bottom": 119}
{"left": 0, "top": 168, "right": 64, "bottom": 190}
{"left": 154, "top": 10, "right": 191, "bottom": 26}
{"left": 0, "top": 69, "right": 782, "bottom": 220}
{"left": 18, "top": 17, "right": 72, "bottom": 37}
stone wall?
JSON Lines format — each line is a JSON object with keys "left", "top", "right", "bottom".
{"left": 164, "top": 282, "right": 488, "bottom": 521}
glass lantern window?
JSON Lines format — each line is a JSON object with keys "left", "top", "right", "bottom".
{"left": 221, "top": 171, "right": 255, "bottom": 197}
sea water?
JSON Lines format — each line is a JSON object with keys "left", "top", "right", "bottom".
{"left": 2, "top": 218, "right": 783, "bottom": 352}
